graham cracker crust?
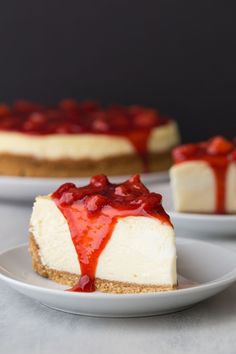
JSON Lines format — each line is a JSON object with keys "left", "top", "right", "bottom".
{"left": 0, "top": 151, "right": 172, "bottom": 177}
{"left": 29, "top": 235, "right": 176, "bottom": 294}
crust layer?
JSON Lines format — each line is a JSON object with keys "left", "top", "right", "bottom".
{"left": 0, "top": 152, "right": 172, "bottom": 177}
{"left": 29, "top": 235, "right": 176, "bottom": 294}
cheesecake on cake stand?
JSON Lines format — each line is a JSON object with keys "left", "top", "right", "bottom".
{"left": 0, "top": 100, "right": 180, "bottom": 177}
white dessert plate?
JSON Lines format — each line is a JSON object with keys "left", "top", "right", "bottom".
{"left": 0, "top": 239, "right": 236, "bottom": 317}
{"left": 153, "top": 183, "right": 236, "bottom": 238}
{"left": 0, "top": 171, "right": 168, "bottom": 202}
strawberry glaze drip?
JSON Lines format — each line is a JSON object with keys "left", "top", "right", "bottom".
{"left": 173, "top": 136, "right": 236, "bottom": 214}
{"left": 52, "top": 174, "right": 171, "bottom": 292}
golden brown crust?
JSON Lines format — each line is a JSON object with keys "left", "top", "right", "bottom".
{"left": 29, "top": 235, "right": 176, "bottom": 294}
{"left": 0, "top": 151, "right": 172, "bottom": 177}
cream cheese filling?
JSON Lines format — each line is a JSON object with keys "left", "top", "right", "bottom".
{"left": 0, "top": 121, "right": 180, "bottom": 160}
{"left": 30, "top": 196, "right": 177, "bottom": 286}
{"left": 170, "top": 161, "right": 236, "bottom": 213}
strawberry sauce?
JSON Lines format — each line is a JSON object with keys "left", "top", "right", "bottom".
{"left": 173, "top": 136, "right": 236, "bottom": 213}
{"left": 0, "top": 100, "right": 170, "bottom": 172}
{"left": 52, "top": 175, "right": 171, "bottom": 292}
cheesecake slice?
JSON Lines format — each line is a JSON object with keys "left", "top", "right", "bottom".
{"left": 170, "top": 136, "right": 236, "bottom": 214}
{"left": 0, "top": 100, "right": 180, "bottom": 177}
{"left": 29, "top": 175, "right": 177, "bottom": 293}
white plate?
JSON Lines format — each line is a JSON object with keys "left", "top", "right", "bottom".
{"left": 0, "top": 239, "right": 236, "bottom": 317}
{"left": 153, "top": 183, "right": 236, "bottom": 238}
{"left": 0, "top": 171, "right": 168, "bottom": 202}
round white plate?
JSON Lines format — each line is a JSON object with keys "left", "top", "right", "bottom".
{"left": 0, "top": 171, "right": 168, "bottom": 202}
{"left": 0, "top": 239, "right": 235, "bottom": 317}
{"left": 153, "top": 183, "right": 236, "bottom": 238}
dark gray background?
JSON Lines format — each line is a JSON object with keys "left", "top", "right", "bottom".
{"left": 0, "top": 1, "right": 235, "bottom": 142}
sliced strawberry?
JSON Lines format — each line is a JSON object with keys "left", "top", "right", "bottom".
{"left": 172, "top": 144, "right": 199, "bottom": 161}
{"left": 207, "top": 136, "right": 233, "bottom": 155}
{"left": 92, "top": 113, "right": 109, "bottom": 132}
{"left": 84, "top": 194, "right": 108, "bottom": 214}
{"left": 0, "top": 104, "right": 10, "bottom": 116}
{"left": 90, "top": 175, "right": 109, "bottom": 188}
{"left": 14, "top": 100, "right": 43, "bottom": 114}
{"left": 134, "top": 110, "right": 157, "bottom": 127}
{"left": 59, "top": 99, "right": 78, "bottom": 111}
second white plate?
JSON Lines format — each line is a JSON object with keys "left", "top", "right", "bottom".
{"left": 153, "top": 183, "right": 236, "bottom": 238}
{"left": 0, "top": 171, "right": 168, "bottom": 202}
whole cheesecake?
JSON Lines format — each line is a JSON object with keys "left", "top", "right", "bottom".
{"left": 170, "top": 136, "right": 236, "bottom": 214}
{"left": 0, "top": 100, "right": 180, "bottom": 177}
{"left": 29, "top": 175, "right": 177, "bottom": 293}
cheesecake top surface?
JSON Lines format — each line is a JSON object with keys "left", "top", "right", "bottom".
{"left": 52, "top": 174, "right": 171, "bottom": 219}
{"left": 0, "top": 99, "right": 171, "bottom": 135}
{"left": 173, "top": 136, "right": 236, "bottom": 164}
{"left": 51, "top": 175, "right": 172, "bottom": 292}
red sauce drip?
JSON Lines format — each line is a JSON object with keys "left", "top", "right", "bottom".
{"left": 121, "top": 130, "right": 151, "bottom": 172}
{"left": 52, "top": 174, "right": 171, "bottom": 292}
{"left": 173, "top": 136, "right": 236, "bottom": 213}
{"left": 0, "top": 100, "right": 170, "bottom": 172}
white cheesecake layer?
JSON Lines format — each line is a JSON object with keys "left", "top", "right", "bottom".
{"left": 0, "top": 121, "right": 179, "bottom": 160}
{"left": 170, "top": 161, "right": 236, "bottom": 213}
{"left": 226, "top": 163, "right": 236, "bottom": 213}
{"left": 30, "top": 196, "right": 177, "bottom": 286}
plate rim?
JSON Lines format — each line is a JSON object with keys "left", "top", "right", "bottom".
{"left": 0, "top": 239, "right": 236, "bottom": 299}
{"left": 169, "top": 211, "right": 236, "bottom": 222}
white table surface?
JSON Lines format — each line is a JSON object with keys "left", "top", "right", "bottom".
{"left": 0, "top": 200, "right": 236, "bottom": 354}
